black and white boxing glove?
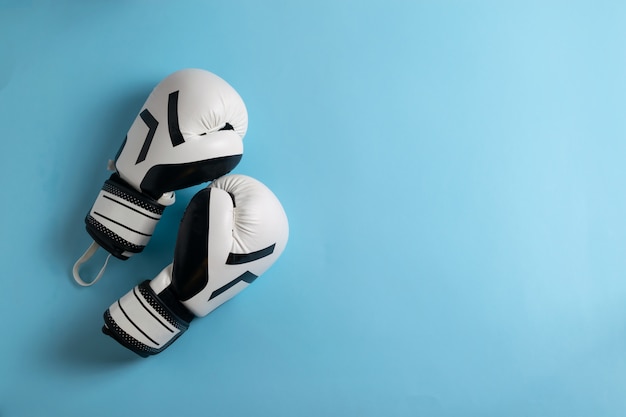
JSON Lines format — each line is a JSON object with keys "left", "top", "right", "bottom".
{"left": 102, "top": 174, "right": 289, "bottom": 357}
{"left": 73, "top": 69, "right": 248, "bottom": 286}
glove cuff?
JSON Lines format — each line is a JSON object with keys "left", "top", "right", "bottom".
{"left": 85, "top": 174, "right": 168, "bottom": 260}
{"left": 103, "top": 279, "right": 193, "bottom": 357}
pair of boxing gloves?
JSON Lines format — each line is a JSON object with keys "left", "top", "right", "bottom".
{"left": 74, "top": 69, "right": 289, "bottom": 357}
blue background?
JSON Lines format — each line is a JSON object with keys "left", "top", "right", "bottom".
{"left": 1, "top": 0, "right": 626, "bottom": 415}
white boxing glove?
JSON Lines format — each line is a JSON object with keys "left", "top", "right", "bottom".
{"left": 74, "top": 69, "right": 248, "bottom": 286}
{"left": 102, "top": 175, "right": 289, "bottom": 357}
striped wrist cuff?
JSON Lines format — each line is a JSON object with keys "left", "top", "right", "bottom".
{"left": 102, "top": 280, "right": 192, "bottom": 357}
{"left": 86, "top": 174, "right": 166, "bottom": 259}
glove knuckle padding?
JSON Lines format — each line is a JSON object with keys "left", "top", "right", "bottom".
{"left": 182, "top": 175, "right": 289, "bottom": 317}
{"left": 116, "top": 68, "right": 247, "bottom": 196}
{"left": 212, "top": 174, "right": 289, "bottom": 269}
{"left": 175, "top": 175, "right": 289, "bottom": 317}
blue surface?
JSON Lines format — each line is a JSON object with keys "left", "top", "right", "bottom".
{"left": 2, "top": 0, "right": 626, "bottom": 415}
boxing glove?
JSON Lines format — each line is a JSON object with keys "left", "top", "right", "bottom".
{"left": 73, "top": 69, "right": 248, "bottom": 286}
{"left": 102, "top": 174, "right": 289, "bottom": 357}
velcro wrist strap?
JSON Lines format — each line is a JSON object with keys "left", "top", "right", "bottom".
{"left": 86, "top": 174, "right": 166, "bottom": 259}
{"left": 103, "top": 280, "right": 192, "bottom": 357}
